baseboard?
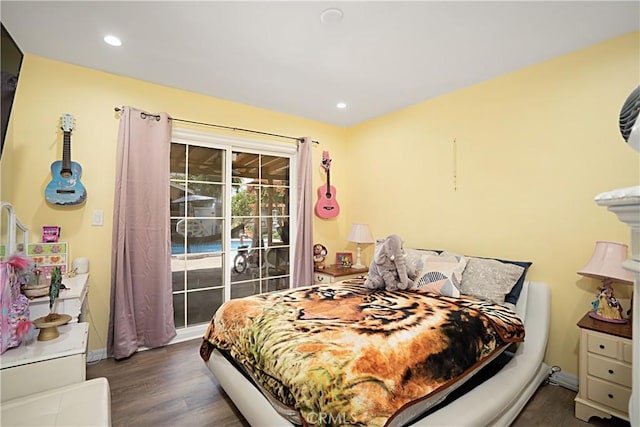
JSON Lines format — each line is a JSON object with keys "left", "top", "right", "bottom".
{"left": 85, "top": 325, "right": 206, "bottom": 364}
{"left": 87, "top": 348, "right": 107, "bottom": 363}
{"left": 549, "top": 370, "right": 579, "bottom": 392}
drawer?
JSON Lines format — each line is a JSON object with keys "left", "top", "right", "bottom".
{"left": 587, "top": 333, "right": 619, "bottom": 358}
{"left": 587, "top": 354, "right": 632, "bottom": 388}
{"left": 622, "top": 341, "right": 632, "bottom": 364}
{"left": 586, "top": 376, "right": 632, "bottom": 413}
{"left": 315, "top": 273, "right": 332, "bottom": 284}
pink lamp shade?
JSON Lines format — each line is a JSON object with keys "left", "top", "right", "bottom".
{"left": 578, "top": 241, "right": 634, "bottom": 284}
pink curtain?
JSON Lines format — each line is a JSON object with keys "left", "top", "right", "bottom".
{"left": 293, "top": 137, "right": 314, "bottom": 286}
{"left": 107, "top": 106, "right": 176, "bottom": 359}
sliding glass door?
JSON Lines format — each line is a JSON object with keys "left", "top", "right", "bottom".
{"left": 169, "top": 130, "right": 294, "bottom": 330}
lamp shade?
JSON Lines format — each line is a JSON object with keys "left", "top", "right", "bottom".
{"left": 346, "top": 223, "right": 374, "bottom": 244}
{"left": 578, "top": 241, "right": 634, "bottom": 284}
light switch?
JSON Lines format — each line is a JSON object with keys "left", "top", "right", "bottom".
{"left": 92, "top": 210, "right": 104, "bottom": 226}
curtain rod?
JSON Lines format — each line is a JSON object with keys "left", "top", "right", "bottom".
{"left": 114, "top": 107, "right": 319, "bottom": 144}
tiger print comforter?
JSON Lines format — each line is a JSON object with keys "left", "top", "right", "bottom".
{"left": 200, "top": 283, "right": 524, "bottom": 426}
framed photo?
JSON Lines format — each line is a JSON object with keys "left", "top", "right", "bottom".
{"left": 336, "top": 252, "right": 353, "bottom": 268}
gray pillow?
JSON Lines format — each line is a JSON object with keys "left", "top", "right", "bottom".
{"left": 458, "top": 257, "right": 524, "bottom": 304}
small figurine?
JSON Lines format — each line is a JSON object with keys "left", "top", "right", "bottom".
{"left": 591, "top": 282, "right": 625, "bottom": 323}
{"left": 313, "top": 244, "right": 327, "bottom": 270}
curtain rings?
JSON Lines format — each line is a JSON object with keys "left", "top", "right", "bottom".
{"left": 140, "top": 112, "right": 161, "bottom": 121}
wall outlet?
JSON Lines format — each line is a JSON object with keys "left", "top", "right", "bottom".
{"left": 92, "top": 210, "right": 104, "bottom": 226}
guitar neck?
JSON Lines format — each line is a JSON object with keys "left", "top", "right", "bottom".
{"left": 61, "top": 131, "right": 72, "bottom": 177}
{"left": 323, "top": 163, "right": 333, "bottom": 197}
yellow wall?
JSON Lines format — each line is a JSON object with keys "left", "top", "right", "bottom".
{"left": 0, "top": 55, "right": 348, "bottom": 353}
{"left": 1, "top": 31, "right": 638, "bottom": 377}
{"left": 346, "top": 31, "right": 639, "bottom": 376}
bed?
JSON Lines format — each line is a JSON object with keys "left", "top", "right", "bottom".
{"left": 201, "top": 276, "right": 550, "bottom": 426}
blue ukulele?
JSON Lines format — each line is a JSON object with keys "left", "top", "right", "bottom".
{"left": 45, "top": 113, "right": 87, "bottom": 205}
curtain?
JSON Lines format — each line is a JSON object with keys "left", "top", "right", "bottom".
{"left": 107, "top": 106, "right": 176, "bottom": 359}
{"left": 293, "top": 137, "right": 314, "bottom": 286}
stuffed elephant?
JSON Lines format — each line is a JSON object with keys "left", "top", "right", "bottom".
{"left": 364, "top": 234, "right": 413, "bottom": 291}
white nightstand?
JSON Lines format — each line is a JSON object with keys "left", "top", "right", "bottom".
{"left": 575, "top": 312, "right": 632, "bottom": 422}
{"left": 314, "top": 264, "right": 368, "bottom": 284}
{"left": 0, "top": 322, "right": 89, "bottom": 402}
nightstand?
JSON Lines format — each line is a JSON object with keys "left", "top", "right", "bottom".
{"left": 575, "top": 312, "right": 632, "bottom": 422}
{"left": 314, "top": 264, "right": 368, "bottom": 284}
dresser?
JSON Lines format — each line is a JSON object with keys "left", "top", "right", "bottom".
{"left": 575, "top": 313, "right": 632, "bottom": 422}
{"left": 0, "top": 322, "right": 89, "bottom": 401}
{"left": 314, "top": 264, "right": 368, "bottom": 284}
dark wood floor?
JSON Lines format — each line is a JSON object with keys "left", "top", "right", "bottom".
{"left": 87, "top": 339, "right": 631, "bottom": 427}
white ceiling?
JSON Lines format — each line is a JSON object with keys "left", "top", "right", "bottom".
{"left": 2, "top": 1, "right": 639, "bottom": 127}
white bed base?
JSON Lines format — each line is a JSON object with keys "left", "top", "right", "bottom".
{"left": 206, "top": 281, "right": 551, "bottom": 426}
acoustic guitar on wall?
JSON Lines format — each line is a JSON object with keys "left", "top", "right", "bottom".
{"left": 45, "top": 113, "right": 87, "bottom": 206}
{"left": 314, "top": 150, "right": 340, "bottom": 219}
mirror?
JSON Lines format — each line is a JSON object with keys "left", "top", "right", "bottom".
{"left": 0, "top": 202, "right": 29, "bottom": 260}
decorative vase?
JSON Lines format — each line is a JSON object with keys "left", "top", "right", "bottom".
{"left": 33, "top": 313, "right": 71, "bottom": 341}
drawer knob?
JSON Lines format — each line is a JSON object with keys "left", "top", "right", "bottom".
{"left": 608, "top": 369, "right": 614, "bottom": 375}
{"left": 608, "top": 393, "right": 614, "bottom": 399}
{"left": 599, "top": 344, "right": 605, "bottom": 350}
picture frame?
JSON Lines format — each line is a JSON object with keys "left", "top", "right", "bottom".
{"left": 336, "top": 252, "right": 353, "bottom": 268}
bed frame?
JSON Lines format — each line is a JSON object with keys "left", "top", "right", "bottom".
{"left": 205, "top": 280, "right": 551, "bottom": 426}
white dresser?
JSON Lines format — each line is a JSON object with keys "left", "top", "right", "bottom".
{"left": 0, "top": 322, "right": 89, "bottom": 401}
{"left": 28, "top": 273, "right": 89, "bottom": 322}
{"left": 595, "top": 186, "right": 639, "bottom": 426}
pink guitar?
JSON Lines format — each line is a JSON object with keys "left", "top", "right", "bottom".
{"left": 315, "top": 151, "right": 340, "bottom": 218}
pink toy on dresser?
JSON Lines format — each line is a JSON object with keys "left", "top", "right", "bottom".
{"left": 0, "top": 255, "right": 33, "bottom": 354}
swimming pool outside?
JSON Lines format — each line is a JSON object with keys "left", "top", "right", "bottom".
{"left": 171, "top": 238, "right": 245, "bottom": 255}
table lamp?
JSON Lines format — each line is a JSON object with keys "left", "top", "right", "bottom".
{"left": 346, "top": 223, "right": 374, "bottom": 269}
{"left": 578, "top": 241, "right": 634, "bottom": 323}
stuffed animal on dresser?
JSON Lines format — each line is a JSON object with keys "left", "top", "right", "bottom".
{"left": 364, "top": 234, "right": 413, "bottom": 291}
{"left": 313, "top": 244, "right": 328, "bottom": 270}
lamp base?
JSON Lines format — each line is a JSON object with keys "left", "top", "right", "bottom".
{"left": 353, "top": 244, "right": 368, "bottom": 271}
{"left": 589, "top": 311, "right": 628, "bottom": 324}
{"left": 590, "top": 280, "right": 627, "bottom": 323}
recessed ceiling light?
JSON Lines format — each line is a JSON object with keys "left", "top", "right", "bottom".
{"left": 336, "top": 102, "right": 347, "bottom": 109}
{"left": 104, "top": 35, "right": 122, "bottom": 47}
{"left": 320, "top": 8, "right": 343, "bottom": 25}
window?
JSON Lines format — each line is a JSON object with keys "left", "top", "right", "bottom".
{"left": 169, "top": 129, "right": 295, "bottom": 333}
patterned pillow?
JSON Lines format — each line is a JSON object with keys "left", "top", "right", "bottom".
{"left": 410, "top": 252, "right": 467, "bottom": 297}
{"left": 404, "top": 248, "right": 439, "bottom": 276}
{"left": 458, "top": 257, "right": 525, "bottom": 304}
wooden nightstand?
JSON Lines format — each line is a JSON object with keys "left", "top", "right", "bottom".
{"left": 314, "top": 264, "right": 368, "bottom": 284}
{"left": 575, "top": 312, "right": 632, "bottom": 422}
